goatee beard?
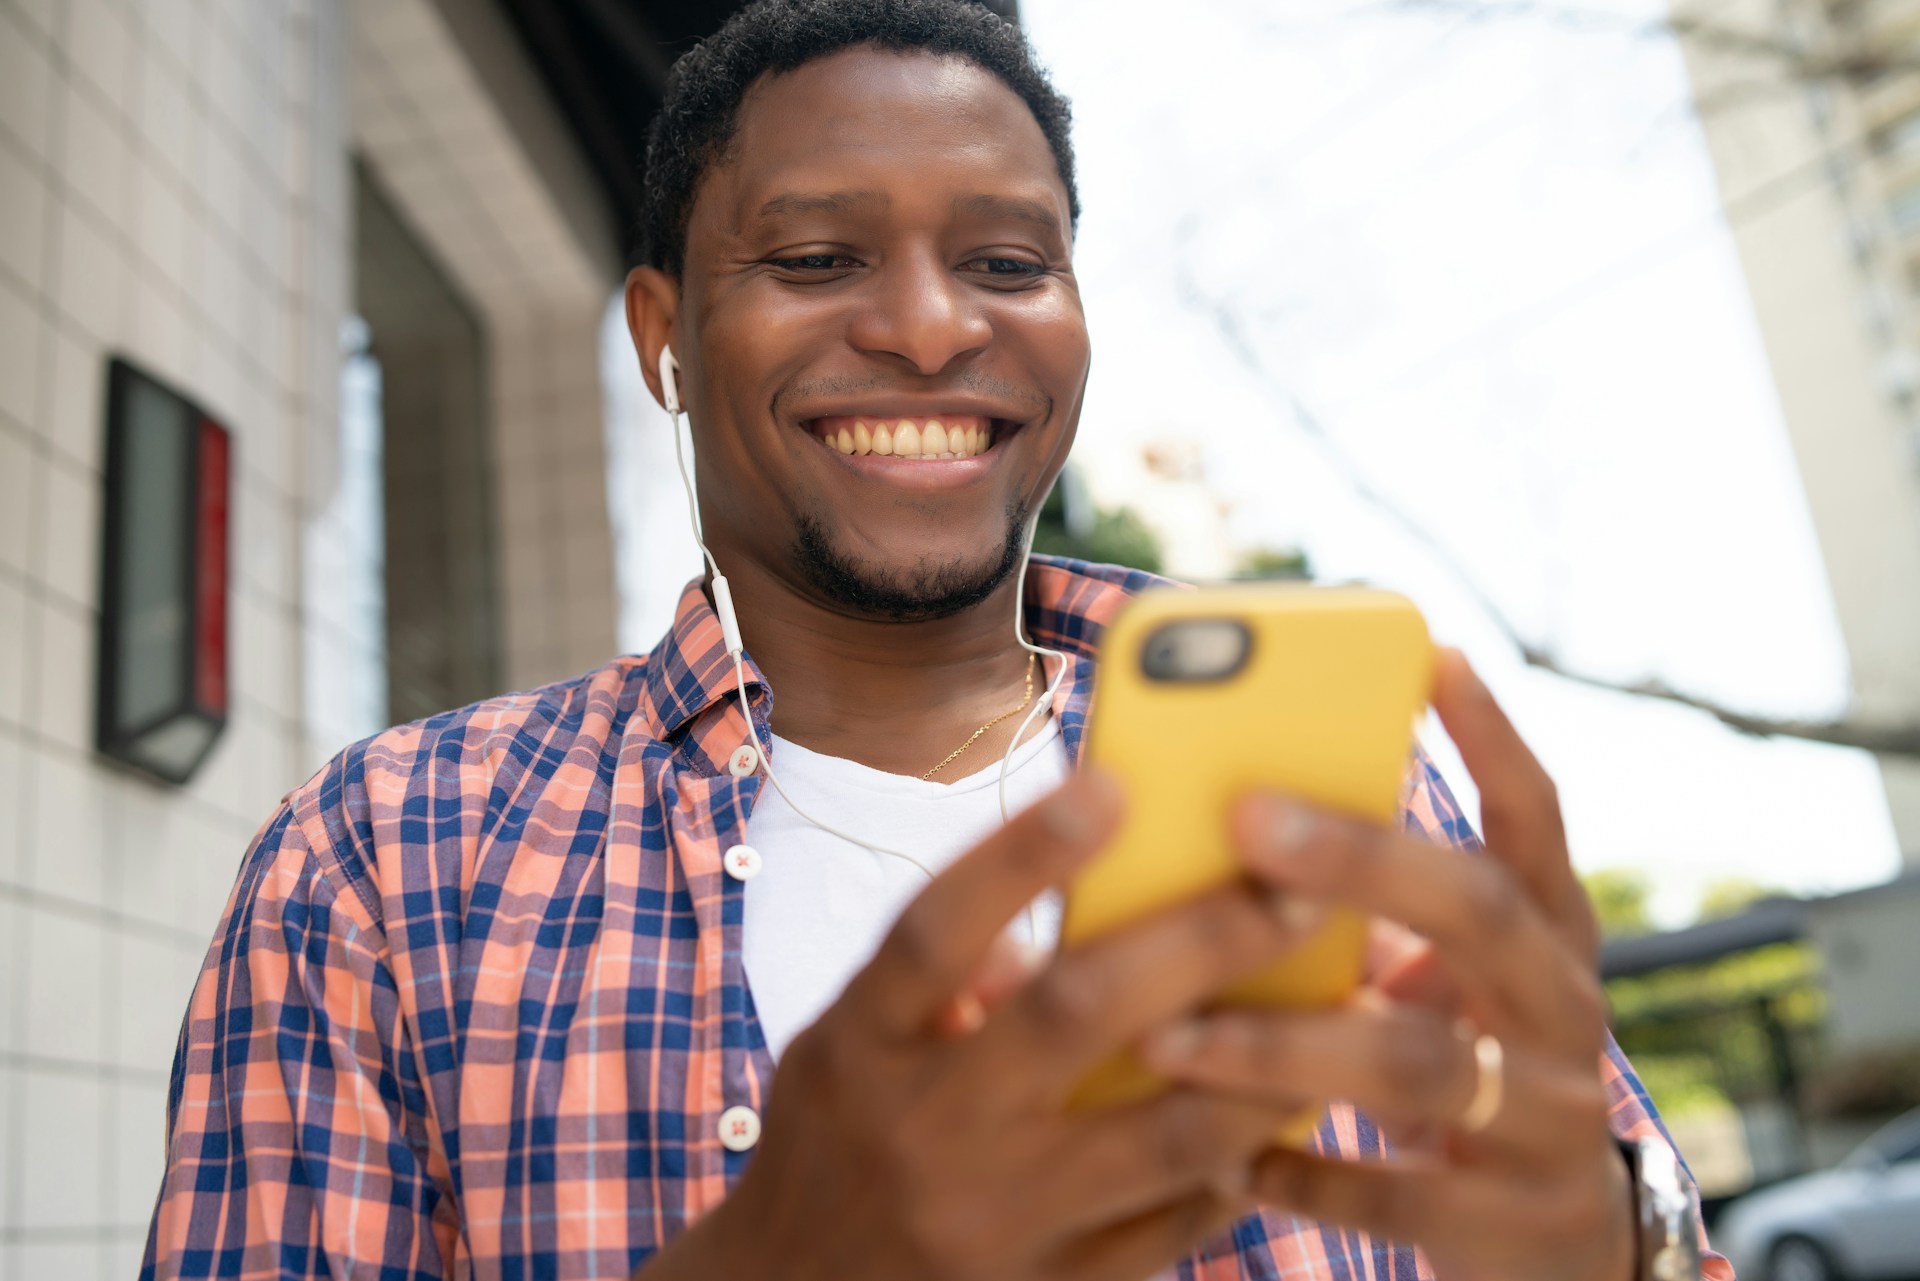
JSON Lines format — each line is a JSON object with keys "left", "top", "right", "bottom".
{"left": 791, "top": 501, "right": 1030, "bottom": 623}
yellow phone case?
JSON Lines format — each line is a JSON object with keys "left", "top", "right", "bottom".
{"left": 1062, "top": 584, "right": 1434, "bottom": 1141}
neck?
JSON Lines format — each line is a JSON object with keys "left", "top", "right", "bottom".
{"left": 713, "top": 553, "right": 1044, "bottom": 777}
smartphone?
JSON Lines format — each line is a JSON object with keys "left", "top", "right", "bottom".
{"left": 1061, "top": 583, "right": 1434, "bottom": 1141}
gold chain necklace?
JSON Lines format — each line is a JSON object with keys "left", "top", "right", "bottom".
{"left": 921, "top": 655, "right": 1037, "bottom": 780}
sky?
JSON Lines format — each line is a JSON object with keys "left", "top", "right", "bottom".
{"left": 603, "top": 0, "right": 1907, "bottom": 925}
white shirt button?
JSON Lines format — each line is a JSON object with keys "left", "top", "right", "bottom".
{"left": 727, "top": 744, "right": 761, "bottom": 777}
{"left": 718, "top": 1104, "right": 761, "bottom": 1152}
{"left": 724, "top": 843, "right": 762, "bottom": 881}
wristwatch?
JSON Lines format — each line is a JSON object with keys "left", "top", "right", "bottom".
{"left": 1623, "top": 1136, "right": 1703, "bottom": 1281}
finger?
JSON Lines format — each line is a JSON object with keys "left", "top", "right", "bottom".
{"left": 1252, "top": 1145, "right": 1447, "bottom": 1250}
{"left": 1363, "top": 917, "right": 1425, "bottom": 982}
{"left": 1045, "top": 1184, "right": 1252, "bottom": 1281}
{"left": 1252, "top": 1145, "right": 1630, "bottom": 1278}
{"left": 842, "top": 770, "right": 1123, "bottom": 1039}
{"left": 1371, "top": 935, "right": 1464, "bottom": 1013}
{"left": 970, "top": 932, "right": 1048, "bottom": 1008}
{"left": 931, "top": 933, "right": 1044, "bottom": 1037}
{"left": 1142, "top": 991, "right": 1469, "bottom": 1126}
{"left": 1142, "top": 999, "right": 1612, "bottom": 1163}
{"left": 970, "top": 878, "right": 1326, "bottom": 1100}
{"left": 1024, "top": 1089, "right": 1293, "bottom": 1239}
{"left": 1365, "top": 919, "right": 1465, "bottom": 1012}
{"left": 1233, "top": 797, "right": 1605, "bottom": 1057}
{"left": 1251, "top": 1148, "right": 1532, "bottom": 1270}
{"left": 1432, "top": 650, "right": 1596, "bottom": 960}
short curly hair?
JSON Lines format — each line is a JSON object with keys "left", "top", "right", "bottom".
{"left": 637, "top": 0, "right": 1079, "bottom": 276}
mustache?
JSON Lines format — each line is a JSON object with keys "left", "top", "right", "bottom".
{"left": 774, "top": 372, "right": 1049, "bottom": 418}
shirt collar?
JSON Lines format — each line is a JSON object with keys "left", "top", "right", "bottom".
{"left": 640, "top": 555, "right": 1167, "bottom": 775}
{"left": 639, "top": 578, "right": 770, "bottom": 776}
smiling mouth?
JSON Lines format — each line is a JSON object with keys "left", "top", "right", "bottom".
{"left": 804, "top": 414, "right": 1003, "bottom": 460}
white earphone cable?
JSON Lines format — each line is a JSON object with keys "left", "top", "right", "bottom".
{"left": 999, "top": 515, "right": 1069, "bottom": 827}
{"left": 728, "top": 651, "right": 940, "bottom": 880}
{"left": 669, "top": 392, "right": 724, "bottom": 583}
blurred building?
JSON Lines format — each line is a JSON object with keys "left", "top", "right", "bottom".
{"left": 0, "top": 0, "right": 805, "bottom": 1274}
{"left": 1673, "top": 0, "right": 1920, "bottom": 864}
{"left": 1603, "top": 873, "right": 1920, "bottom": 1189}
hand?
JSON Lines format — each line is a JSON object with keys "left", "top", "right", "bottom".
{"left": 1140, "top": 650, "right": 1636, "bottom": 1281}
{"left": 644, "top": 770, "right": 1327, "bottom": 1281}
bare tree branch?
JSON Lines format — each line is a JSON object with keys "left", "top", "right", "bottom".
{"left": 1171, "top": 251, "right": 1920, "bottom": 758}
{"left": 1513, "top": 652, "right": 1920, "bottom": 755}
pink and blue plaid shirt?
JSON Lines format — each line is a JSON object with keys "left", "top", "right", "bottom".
{"left": 141, "top": 556, "right": 1729, "bottom": 1280}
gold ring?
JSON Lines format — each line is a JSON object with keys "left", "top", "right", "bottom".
{"left": 1457, "top": 1032, "right": 1505, "bottom": 1134}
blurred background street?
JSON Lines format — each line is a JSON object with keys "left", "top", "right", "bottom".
{"left": 1, "top": 0, "right": 1917, "bottom": 1277}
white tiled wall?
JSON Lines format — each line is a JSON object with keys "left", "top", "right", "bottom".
{"left": 2, "top": 0, "right": 631, "bottom": 1270}
{"left": 0, "top": 1, "right": 349, "bottom": 1277}
{"left": 494, "top": 307, "right": 622, "bottom": 687}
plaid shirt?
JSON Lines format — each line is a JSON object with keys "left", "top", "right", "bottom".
{"left": 142, "top": 556, "right": 1730, "bottom": 1280}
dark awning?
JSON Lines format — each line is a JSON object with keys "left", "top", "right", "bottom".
{"left": 496, "top": 0, "right": 1022, "bottom": 267}
{"left": 1600, "top": 896, "right": 1807, "bottom": 980}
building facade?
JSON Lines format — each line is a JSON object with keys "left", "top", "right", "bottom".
{"left": 1674, "top": 0, "right": 1920, "bottom": 863}
{"left": 0, "top": 1, "right": 662, "bottom": 1274}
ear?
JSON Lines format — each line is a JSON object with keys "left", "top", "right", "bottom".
{"left": 624, "top": 266, "right": 681, "bottom": 413}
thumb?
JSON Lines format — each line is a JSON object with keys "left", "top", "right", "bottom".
{"left": 931, "top": 928, "right": 1048, "bottom": 1037}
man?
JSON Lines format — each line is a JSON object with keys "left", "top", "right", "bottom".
{"left": 143, "top": 2, "right": 1730, "bottom": 1278}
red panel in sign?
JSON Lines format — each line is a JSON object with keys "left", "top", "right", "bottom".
{"left": 193, "top": 416, "right": 230, "bottom": 715}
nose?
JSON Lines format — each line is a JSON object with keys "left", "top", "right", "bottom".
{"left": 847, "top": 248, "right": 992, "bottom": 376}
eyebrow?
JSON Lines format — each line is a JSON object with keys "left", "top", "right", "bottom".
{"left": 755, "top": 190, "right": 887, "bottom": 218}
{"left": 751, "top": 189, "right": 1064, "bottom": 236}
{"left": 955, "top": 193, "right": 1063, "bottom": 234}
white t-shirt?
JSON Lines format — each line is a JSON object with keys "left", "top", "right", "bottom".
{"left": 741, "top": 723, "right": 1182, "bottom": 1281}
{"left": 742, "top": 720, "right": 1070, "bottom": 1059}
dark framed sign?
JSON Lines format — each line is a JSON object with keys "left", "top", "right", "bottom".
{"left": 96, "top": 357, "right": 233, "bottom": 785}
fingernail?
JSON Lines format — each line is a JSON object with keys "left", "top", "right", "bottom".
{"left": 1255, "top": 799, "right": 1316, "bottom": 864}
{"left": 949, "top": 993, "right": 986, "bottom": 1035}
{"left": 1042, "top": 795, "right": 1092, "bottom": 843}
{"left": 1269, "top": 891, "right": 1326, "bottom": 935}
{"left": 1145, "top": 1019, "right": 1205, "bottom": 1067}
{"left": 1044, "top": 771, "right": 1117, "bottom": 843}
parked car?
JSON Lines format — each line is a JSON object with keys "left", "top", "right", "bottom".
{"left": 1716, "top": 1108, "right": 1920, "bottom": 1281}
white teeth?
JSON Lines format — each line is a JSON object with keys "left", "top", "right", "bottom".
{"left": 814, "top": 417, "right": 995, "bottom": 458}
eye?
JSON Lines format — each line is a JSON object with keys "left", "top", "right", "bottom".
{"left": 766, "top": 253, "right": 855, "bottom": 273}
{"left": 970, "top": 256, "right": 1046, "bottom": 278}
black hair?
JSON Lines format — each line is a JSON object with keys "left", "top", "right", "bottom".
{"left": 637, "top": 0, "right": 1079, "bottom": 276}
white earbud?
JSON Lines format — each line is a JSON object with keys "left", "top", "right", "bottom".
{"left": 658, "top": 346, "right": 681, "bottom": 415}
{"left": 658, "top": 343, "right": 740, "bottom": 656}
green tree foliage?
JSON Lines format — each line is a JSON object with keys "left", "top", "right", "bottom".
{"left": 1235, "top": 547, "right": 1313, "bottom": 580}
{"left": 1696, "top": 877, "right": 1775, "bottom": 922}
{"left": 1605, "top": 942, "right": 1823, "bottom": 1118}
{"left": 1606, "top": 942, "right": 1822, "bottom": 1026}
{"left": 1581, "top": 870, "right": 1822, "bottom": 1122}
{"left": 1031, "top": 483, "right": 1164, "bottom": 574}
{"left": 1583, "top": 868, "right": 1654, "bottom": 939}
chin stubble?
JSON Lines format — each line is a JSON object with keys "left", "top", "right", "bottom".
{"left": 791, "top": 500, "right": 1030, "bottom": 623}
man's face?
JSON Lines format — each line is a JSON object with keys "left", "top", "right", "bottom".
{"left": 664, "top": 45, "right": 1088, "bottom": 621}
